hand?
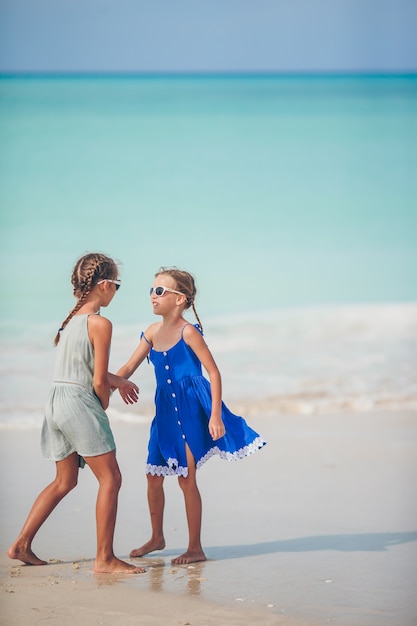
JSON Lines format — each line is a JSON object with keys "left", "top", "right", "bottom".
{"left": 118, "top": 379, "right": 139, "bottom": 405}
{"left": 208, "top": 416, "right": 225, "bottom": 441}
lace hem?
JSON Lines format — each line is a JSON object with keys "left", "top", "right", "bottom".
{"left": 146, "top": 437, "right": 266, "bottom": 476}
{"left": 146, "top": 461, "right": 188, "bottom": 477}
{"left": 196, "top": 436, "right": 266, "bottom": 470}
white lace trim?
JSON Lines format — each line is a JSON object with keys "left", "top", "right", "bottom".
{"left": 145, "top": 437, "right": 266, "bottom": 476}
{"left": 196, "top": 436, "right": 266, "bottom": 469}
{"left": 146, "top": 459, "right": 188, "bottom": 477}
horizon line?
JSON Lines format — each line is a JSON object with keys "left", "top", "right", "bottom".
{"left": 1, "top": 69, "right": 416, "bottom": 79}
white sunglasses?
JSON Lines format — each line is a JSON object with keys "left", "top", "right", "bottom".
{"left": 97, "top": 279, "right": 121, "bottom": 291}
{"left": 149, "top": 286, "right": 184, "bottom": 297}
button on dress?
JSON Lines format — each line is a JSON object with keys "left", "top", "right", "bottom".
{"left": 145, "top": 325, "right": 266, "bottom": 477}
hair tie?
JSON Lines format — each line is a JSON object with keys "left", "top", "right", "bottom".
{"left": 58, "top": 327, "right": 64, "bottom": 332}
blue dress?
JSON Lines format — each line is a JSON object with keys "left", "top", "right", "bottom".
{"left": 145, "top": 325, "right": 266, "bottom": 477}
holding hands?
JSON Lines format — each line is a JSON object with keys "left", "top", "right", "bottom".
{"left": 109, "top": 374, "right": 139, "bottom": 404}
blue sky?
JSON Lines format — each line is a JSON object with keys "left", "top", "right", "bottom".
{"left": 0, "top": 0, "right": 416, "bottom": 73}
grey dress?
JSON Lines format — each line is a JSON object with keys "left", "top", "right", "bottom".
{"left": 41, "top": 313, "right": 115, "bottom": 467}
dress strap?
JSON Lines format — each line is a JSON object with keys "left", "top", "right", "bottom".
{"left": 140, "top": 331, "right": 152, "bottom": 363}
{"left": 140, "top": 331, "right": 152, "bottom": 346}
{"left": 181, "top": 323, "right": 203, "bottom": 337}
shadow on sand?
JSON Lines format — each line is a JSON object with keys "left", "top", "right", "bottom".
{"left": 207, "top": 531, "right": 417, "bottom": 560}
{"left": 158, "top": 531, "right": 417, "bottom": 561}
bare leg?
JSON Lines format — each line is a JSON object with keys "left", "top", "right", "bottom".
{"left": 8, "top": 452, "right": 80, "bottom": 565}
{"left": 172, "top": 445, "right": 206, "bottom": 565}
{"left": 130, "top": 474, "right": 166, "bottom": 557}
{"left": 85, "top": 451, "right": 144, "bottom": 574}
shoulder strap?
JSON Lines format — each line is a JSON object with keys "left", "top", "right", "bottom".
{"left": 140, "top": 331, "right": 152, "bottom": 346}
{"left": 181, "top": 323, "right": 203, "bottom": 337}
{"left": 140, "top": 331, "right": 152, "bottom": 363}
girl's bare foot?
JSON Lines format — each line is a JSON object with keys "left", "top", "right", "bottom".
{"left": 8, "top": 543, "right": 47, "bottom": 566}
{"left": 129, "top": 538, "right": 165, "bottom": 558}
{"left": 171, "top": 550, "right": 206, "bottom": 565}
{"left": 93, "top": 557, "right": 145, "bottom": 574}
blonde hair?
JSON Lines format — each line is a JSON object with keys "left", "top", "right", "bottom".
{"left": 54, "top": 252, "right": 119, "bottom": 346}
{"left": 156, "top": 266, "right": 203, "bottom": 333}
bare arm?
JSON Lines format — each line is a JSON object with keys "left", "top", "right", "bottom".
{"left": 108, "top": 373, "right": 139, "bottom": 405}
{"left": 113, "top": 326, "right": 155, "bottom": 400}
{"left": 183, "top": 325, "right": 225, "bottom": 441}
{"left": 116, "top": 336, "right": 151, "bottom": 378}
{"left": 88, "top": 315, "right": 113, "bottom": 410}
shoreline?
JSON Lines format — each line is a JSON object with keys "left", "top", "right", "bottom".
{"left": 1, "top": 559, "right": 319, "bottom": 626}
{"left": 1, "top": 411, "right": 417, "bottom": 625}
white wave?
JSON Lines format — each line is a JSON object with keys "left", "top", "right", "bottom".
{"left": 1, "top": 303, "right": 416, "bottom": 429}
{"left": 106, "top": 407, "right": 153, "bottom": 424}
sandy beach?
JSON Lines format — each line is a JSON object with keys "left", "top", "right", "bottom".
{"left": 1, "top": 410, "right": 416, "bottom": 626}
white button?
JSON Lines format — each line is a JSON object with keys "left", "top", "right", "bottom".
{"left": 163, "top": 351, "right": 167, "bottom": 356}
{"left": 182, "top": 434, "right": 186, "bottom": 439}
{"left": 178, "top": 420, "right": 181, "bottom": 425}
{"left": 165, "top": 365, "right": 169, "bottom": 370}
{"left": 167, "top": 379, "right": 172, "bottom": 384}
{"left": 172, "top": 393, "right": 176, "bottom": 398}
{"left": 174, "top": 407, "right": 178, "bottom": 411}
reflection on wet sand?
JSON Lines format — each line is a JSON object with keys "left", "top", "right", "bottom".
{"left": 145, "top": 558, "right": 207, "bottom": 596}
{"left": 92, "top": 557, "right": 206, "bottom": 596}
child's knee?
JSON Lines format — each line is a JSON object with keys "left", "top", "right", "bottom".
{"left": 68, "top": 478, "right": 78, "bottom": 493}
{"left": 98, "top": 467, "right": 122, "bottom": 491}
{"left": 177, "top": 474, "right": 196, "bottom": 492}
{"left": 56, "top": 475, "right": 78, "bottom": 495}
{"left": 111, "top": 468, "right": 122, "bottom": 490}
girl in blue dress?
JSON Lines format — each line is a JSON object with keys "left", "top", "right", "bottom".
{"left": 116, "top": 267, "right": 266, "bottom": 565}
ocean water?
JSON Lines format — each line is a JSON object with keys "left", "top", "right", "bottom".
{"left": 0, "top": 75, "right": 416, "bottom": 428}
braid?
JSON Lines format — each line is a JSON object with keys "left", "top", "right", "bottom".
{"left": 191, "top": 302, "right": 203, "bottom": 334}
{"left": 53, "top": 297, "right": 85, "bottom": 346}
{"left": 72, "top": 255, "right": 102, "bottom": 298}
{"left": 54, "top": 252, "right": 119, "bottom": 346}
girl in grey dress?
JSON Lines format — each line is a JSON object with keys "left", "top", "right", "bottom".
{"left": 8, "top": 253, "right": 143, "bottom": 574}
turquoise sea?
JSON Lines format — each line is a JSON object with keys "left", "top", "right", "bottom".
{"left": 0, "top": 75, "right": 416, "bottom": 427}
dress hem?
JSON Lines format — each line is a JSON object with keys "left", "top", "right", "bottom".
{"left": 145, "top": 437, "right": 266, "bottom": 477}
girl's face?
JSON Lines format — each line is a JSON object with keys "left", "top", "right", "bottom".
{"left": 150, "top": 274, "right": 184, "bottom": 314}
{"left": 97, "top": 277, "right": 121, "bottom": 307}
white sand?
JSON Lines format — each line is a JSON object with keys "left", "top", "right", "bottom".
{"left": 1, "top": 411, "right": 417, "bottom": 625}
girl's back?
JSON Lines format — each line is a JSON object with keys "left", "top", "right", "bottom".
{"left": 53, "top": 314, "right": 95, "bottom": 388}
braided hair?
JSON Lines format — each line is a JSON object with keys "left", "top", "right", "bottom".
{"left": 155, "top": 267, "right": 203, "bottom": 333}
{"left": 54, "top": 253, "right": 119, "bottom": 346}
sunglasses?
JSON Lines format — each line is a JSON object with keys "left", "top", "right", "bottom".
{"left": 149, "top": 286, "right": 184, "bottom": 297}
{"left": 97, "top": 279, "right": 121, "bottom": 291}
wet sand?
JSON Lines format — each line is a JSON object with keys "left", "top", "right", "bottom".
{"left": 1, "top": 411, "right": 417, "bottom": 625}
